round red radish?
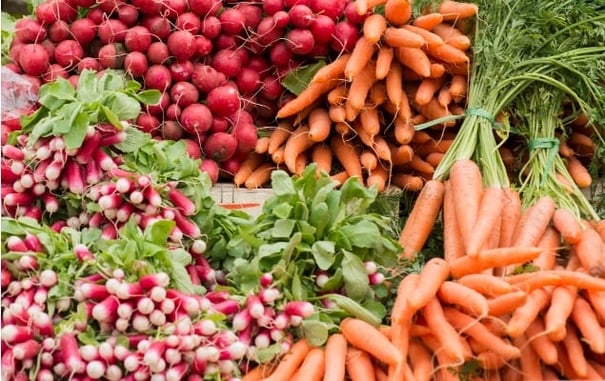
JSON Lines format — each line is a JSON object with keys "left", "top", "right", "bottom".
{"left": 330, "top": 21, "right": 359, "bottom": 53}
{"left": 167, "top": 30, "right": 196, "bottom": 61}
{"left": 142, "top": 16, "right": 172, "bottom": 41}
{"left": 195, "top": 35, "right": 213, "bottom": 57}
{"left": 180, "top": 103, "right": 213, "bottom": 135}
{"left": 235, "top": 68, "right": 261, "bottom": 95}
{"left": 215, "top": 34, "right": 237, "bottom": 50}
{"left": 125, "top": 26, "right": 152, "bottom": 52}
{"left": 9, "top": 41, "right": 24, "bottom": 63}
{"left": 191, "top": 64, "right": 227, "bottom": 93}
{"left": 203, "top": 132, "right": 238, "bottom": 162}
{"left": 176, "top": 12, "right": 201, "bottom": 34}
{"left": 286, "top": 28, "right": 315, "bottom": 55}
{"left": 219, "top": 8, "right": 245, "bottom": 35}
{"left": 161, "top": 120, "right": 184, "bottom": 140}
{"left": 259, "top": 75, "right": 282, "bottom": 100}
{"left": 68, "top": 75, "right": 80, "bottom": 88}
{"left": 310, "top": 15, "right": 336, "bottom": 44}
{"left": 343, "top": 2, "right": 368, "bottom": 24}
{"left": 228, "top": 108, "right": 254, "bottom": 127}
{"left": 190, "top": 0, "right": 221, "bottom": 17}
{"left": 136, "top": 113, "right": 161, "bottom": 133}
{"left": 15, "top": 18, "right": 46, "bottom": 43}
{"left": 98, "top": 43, "right": 126, "bottom": 69}
{"left": 212, "top": 49, "right": 242, "bottom": 78}
{"left": 269, "top": 42, "right": 294, "bottom": 68}
{"left": 200, "top": 159, "right": 219, "bottom": 183}
{"left": 54, "top": 40, "right": 84, "bottom": 68}
{"left": 262, "top": 0, "right": 284, "bottom": 15}
{"left": 18, "top": 44, "right": 49, "bottom": 76}
{"left": 255, "top": 17, "right": 284, "bottom": 47}
{"left": 289, "top": 4, "right": 313, "bottom": 28}
{"left": 48, "top": 20, "right": 71, "bottom": 43}
{"left": 247, "top": 56, "right": 270, "bottom": 74}
{"left": 207, "top": 85, "right": 240, "bottom": 117}
{"left": 209, "top": 117, "right": 229, "bottom": 133}
{"left": 146, "top": 91, "right": 170, "bottom": 115}
{"left": 98, "top": 0, "right": 123, "bottom": 13}
{"left": 200, "top": 16, "right": 222, "bottom": 40}
{"left": 166, "top": 104, "right": 181, "bottom": 120}
{"left": 163, "top": 0, "right": 188, "bottom": 19}
{"left": 71, "top": 18, "right": 97, "bottom": 45}
{"left": 170, "top": 81, "right": 199, "bottom": 107}
{"left": 308, "top": 0, "right": 346, "bottom": 20}
{"left": 144, "top": 64, "right": 172, "bottom": 91}
{"left": 118, "top": 4, "right": 139, "bottom": 26}
{"left": 39, "top": 39, "right": 55, "bottom": 61}
{"left": 233, "top": 123, "right": 258, "bottom": 153}
{"left": 235, "top": 3, "right": 262, "bottom": 29}
{"left": 131, "top": 0, "right": 163, "bottom": 16}
{"left": 255, "top": 96, "right": 278, "bottom": 119}
{"left": 147, "top": 42, "right": 170, "bottom": 65}
{"left": 87, "top": 7, "right": 105, "bottom": 24}
{"left": 75, "top": 0, "right": 95, "bottom": 7}
{"left": 4, "top": 63, "right": 21, "bottom": 73}
{"left": 42, "top": 64, "right": 69, "bottom": 82}
{"left": 169, "top": 60, "right": 193, "bottom": 82}
{"left": 36, "top": 0, "right": 77, "bottom": 23}
{"left": 124, "top": 51, "right": 148, "bottom": 77}
{"left": 97, "top": 19, "right": 128, "bottom": 44}
{"left": 311, "top": 43, "right": 330, "bottom": 57}
{"left": 182, "top": 138, "right": 203, "bottom": 159}
{"left": 221, "top": 156, "right": 241, "bottom": 175}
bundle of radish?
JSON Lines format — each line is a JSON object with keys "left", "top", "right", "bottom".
{"left": 250, "top": 0, "right": 476, "bottom": 190}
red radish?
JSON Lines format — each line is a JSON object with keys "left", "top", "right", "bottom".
{"left": 220, "top": 156, "right": 241, "bottom": 175}
{"left": 48, "top": 20, "right": 71, "bottom": 42}
{"left": 124, "top": 51, "right": 148, "bottom": 77}
{"left": 98, "top": 43, "right": 126, "bottom": 69}
{"left": 136, "top": 112, "right": 161, "bottom": 133}
{"left": 67, "top": 74, "right": 79, "bottom": 88}
{"left": 142, "top": 185, "right": 161, "bottom": 208}
{"left": 13, "top": 339, "right": 40, "bottom": 360}
{"left": 168, "top": 188, "right": 196, "bottom": 215}
{"left": 191, "top": 64, "right": 227, "bottom": 93}
{"left": 97, "top": 19, "right": 128, "bottom": 44}
{"left": 125, "top": 26, "right": 152, "bottom": 52}
{"left": 161, "top": 120, "right": 184, "bottom": 140}
{"left": 146, "top": 91, "right": 170, "bottom": 115}
{"left": 170, "top": 81, "right": 200, "bottom": 107}
{"left": 74, "top": 244, "right": 94, "bottom": 261}
{"left": 86, "top": 360, "right": 106, "bottom": 379}
{"left": 200, "top": 158, "right": 220, "bottom": 183}
{"left": 286, "top": 28, "right": 315, "bottom": 55}
{"left": 1, "top": 325, "right": 33, "bottom": 344}
{"left": 219, "top": 8, "right": 246, "bottom": 35}
{"left": 165, "top": 104, "right": 182, "bottom": 121}
{"left": 289, "top": 4, "right": 314, "bottom": 28}
{"left": 143, "top": 340, "right": 167, "bottom": 365}
{"left": 283, "top": 300, "right": 314, "bottom": 318}
{"left": 272, "top": 11, "right": 290, "bottom": 29}
{"left": 132, "top": 0, "right": 163, "bottom": 15}
{"left": 144, "top": 64, "right": 172, "bottom": 91}
{"left": 77, "top": 57, "right": 102, "bottom": 73}
{"left": 310, "top": 15, "right": 336, "bottom": 44}
{"left": 203, "top": 132, "right": 238, "bottom": 162}
{"left": 255, "top": 17, "right": 283, "bottom": 47}
{"left": 173, "top": 210, "right": 202, "bottom": 238}
{"left": 139, "top": 272, "right": 170, "bottom": 289}
{"left": 235, "top": 3, "right": 262, "bottom": 29}
{"left": 141, "top": 16, "right": 171, "bottom": 41}
{"left": 180, "top": 103, "right": 213, "bottom": 135}
{"left": 87, "top": 7, "right": 105, "bottom": 24}
{"left": 118, "top": 4, "right": 139, "bottom": 26}
{"left": 195, "top": 35, "right": 213, "bottom": 57}
{"left": 98, "top": 0, "right": 123, "bottom": 13}
{"left": 3, "top": 193, "right": 34, "bottom": 207}
{"left": 177, "top": 12, "right": 201, "bottom": 33}
{"left": 209, "top": 117, "right": 229, "bottom": 133}
{"left": 15, "top": 18, "right": 47, "bottom": 43}
{"left": 309, "top": 0, "right": 346, "bottom": 20}
{"left": 18, "top": 44, "right": 49, "bottom": 76}
{"left": 36, "top": 0, "right": 77, "bottom": 23}
{"left": 169, "top": 60, "right": 194, "bottom": 82}
{"left": 190, "top": 0, "right": 222, "bottom": 17}
{"left": 235, "top": 68, "right": 261, "bottom": 95}
{"left": 212, "top": 49, "right": 242, "bottom": 78}
{"left": 146, "top": 41, "right": 170, "bottom": 65}
{"left": 263, "top": 0, "right": 284, "bottom": 14}
{"left": 71, "top": 18, "right": 97, "bottom": 45}
{"left": 92, "top": 296, "right": 119, "bottom": 322}
{"left": 259, "top": 75, "right": 282, "bottom": 100}
{"left": 331, "top": 21, "right": 359, "bottom": 52}
{"left": 167, "top": 30, "right": 196, "bottom": 61}
{"left": 181, "top": 138, "right": 202, "bottom": 159}
{"left": 60, "top": 332, "right": 86, "bottom": 374}
{"left": 206, "top": 85, "right": 241, "bottom": 117}
{"left": 269, "top": 42, "right": 295, "bottom": 68}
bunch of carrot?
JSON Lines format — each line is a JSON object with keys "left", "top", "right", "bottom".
{"left": 392, "top": 158, "right": 605, "bottom": 380}
{"left": 234, "top": 0, "right": 478, "bottom": 190}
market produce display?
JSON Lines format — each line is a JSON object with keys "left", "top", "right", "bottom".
{"left": 2, "top": 0, "right": 605, "bottom": 379}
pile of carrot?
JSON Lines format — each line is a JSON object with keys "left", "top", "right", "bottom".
{"left": 233, "top": 0, "right": 478, "bottom": 190}
{"left": 390, "top": 158, "right": 605, "bottom": 380}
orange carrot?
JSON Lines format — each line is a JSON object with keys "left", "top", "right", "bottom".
{"left": 410, "top": 155, "right": 434, "bottom": 176}
{"left": 449, "top": 247, "right": 543, "bottom": 279}
{"left": 413, "top": 12, "right": 445, "bottom": 30}
{"left": 366, "top": 164, "right": 389, "bottom": 191}
{"left": 457, "top": 273, "right": 512, "bottom": 296}
{"left": 284, "top": 125, "right": 313, "bottom": 174}
{"left": 403, "top": 24, "right": 445, "bottom": 48}
{"left": 543, "top": 285, "right": 577, "bottom": 342}
{"left": 242, "top": 363, "right": 277, "bottom": 381}
{"left": 486, "top": 290, "right": 528, "bottom": 317}
{"left": 330, "top": 135, "right": 362, "bottom": 183}
{"left": 372, "top": 136, "right": 392, "bottom": 163}
{"left": 558, "top": 139, "right": 575, "bottom": 158}
{"left": 552, "top": 207, "right": 585, "bottom": 245}
{"left": 573, "top": 227, "right": 604, "bottom": 277}
{"left": 277, "top": 80, "right": 340, "bottom": 119}
{"left": 291, "top": 348, "right": 326, "bottom": 381}
{"left": 334, "top": 122, "right": 353, "bottom": 140}
{"left": 437, "top": 85, "right": 453, "bottom": 107}
{"left": 415, "top": 76, "right": 446, "bottom": 106}
{"left": 359, "top": 108, "right": 381, "bottom": 142}
{"left": 245, "top": 163, "right": 275, "bottom": 189}
{"left": 385, "top": 61, "right": 405, "bottom": 113}
{"left": 234, "top": 152, "right": 265, "bottom": 187}
{"left": 339, "top": 318, "right": 403, "bottom": 366}
{"left": 396, "top": 47, "right": 432, "bottom": 77}
{"left": 322, "top": 334, "right": 347, "bottom": 381}
{"left": 412, "top": 97, "right": 454, "bottom": 126}
{"left": 506, "top": 287, "right": 552, "bottom": 338}
{"left": 512, "top": 335, "right": 543, "bottom": 381}
{"left": 311, "top": 144, "right": 333, "bottom": 176}
{"left": 568, "top": 132, "right": 596, "bottom": 154}
{"left": 391, "top": 273, "right": 420, "bottom": 324}
{"left": 308, "top": 108, "right": 332, "bottom": 143}
{"left": 346, "top": 62, "right": 377, "bottom": 116}
{"left": 498, "top": 187, "right": 522, "bottom": 248}
{"left": 255, "top": 136, "right": 270, "bottom": 154}
{"left": 449, "top": 159, "right": 483, "bottom": 253}
{"left": 345, "top": 348, "right": 376, "bottom": 381}
{"left": 570, "top": 296, "right": 605, "bottom": 353}
{"left": 466, "top": 187, "right": 505, "bottom": 256}
{"left": 531, "top": 226, "right": 560, "bottom": 271}
{"left": 525, "top": 317, "right": 558, "bottom": 365}
{"left": 312, "top": 53, "right": 350, "bottom": 84}
{"left": 447, "top": 74, "right": 468, "bottom": 102}
{"left": 327, "top": 86, "right": 348, "bottom": 106}
{"left": 432, "top": 23, "right": 472, "bottom": 51}
{"left": 425, "top": 43, "right": 469, "bottom": 65}
{"left": 331, "top": 170, "right": 349, "bottom": 185}
{"left": 294, "top": 152, "right": 308, "bottom": 175}
{"left": 261, "top": 339, "right": 312, "bottom": 381}
{"left": 268, "top": 121, "right": 294, "bottom": 155}
{"left": 384, "top": 0, "right": 412, "bottom": 26}
{"left": 360, "top": 150, "right": 378, "bottom": 172}
{"left": 374, "top": 366, "right": 388, "bottom": 381}
{"left": 375, "top": 46, "right": 394, "bottom": 80}
{"left": 422, "top": 297, "right": 468, "bottom": 362}
{"left": 424, "top": 152, "right": 444, "bottom": 168}
{"left": 566, "top": 155, "right": 592, "bottom": 188}
{"left": 369, "top": 82, "right": 387, "bottom": 107}
{"left": 408, "top": 339, "right": 432, "bottom": 381}
{"left": 561, "top": 325, "right": 588, "bottom": 378}
{"left": 407, "top": 257, "right": 451, "bottom": 311}
{"left": 438, "top": 0, "right": 479, "bottom": 20}
{"left": 345, "top": 36, "right": 376, "bottom": 80}
{"left": 513, "top": 196, "right": 556, "bottom": 247}
{"left": 362, "top": 13, "right": 387, "bottom": 44}
{"left": 437, "top": 281, "right": 489, "bottom": 317}
{"left": 442, "top": 180, "right": 465, "bottom": 263}
{"left": 329, "top": 104, "right": 346, "bottom": 124}
{"left": 586, "top": 290, "right": 605, "bottom": 322}
{"left": 398, "top": 180, "right": 445, "bottom": 259}
{"left": 444, "top": 307, "right": 521, "bottom": 360}
{"left": 391, "top": 173, "right": 424, "bottom": 191}
{"left": 505, "top": 268, "right": 605, "bottom": 291}
{"left": 383, "top": 27, "right": 424, "bottom": 49}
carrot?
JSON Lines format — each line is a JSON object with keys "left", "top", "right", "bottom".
{"left": 554, "top": 345, "right": 583, "bottom": 380}
{"left": 456, "top": 274, "right": 512, "bottom": 297}
{"left": 312, "top": 54, "right": 350, "bottom": 84}
{"left": 530, "top": 226, "right": 560, "bottom": 271}
{"left": 385, "top": 61, "right": 405, "bottom": 113}
{"left": 383, "top": 27, "right": 424, "bottom": 48}
{"left": 384, "top": 0, "right": 412, "bottom": 26}
{"left": 512, "top": 334, "right": 543, "bottom": 381}
{"left": 586, "top": 290, "right": 605, "bottom": 322}
{"left": 513, "top": 196, "right": 556, "bottom": 248}
{"left": 414, "top": 77, "right": 446, "bottom": 106}
{"left": 271, "top": 146, "right": 285, "bottom": 164}
{"left": 294, "top": 152, "right": 308, "bottom": 175}
{"left": 437, "top": 281, "right": 489, "bottom": 317}
{"left": 345, "top": 348, "right": 375, "bottom": 381}
{"left": 277, "top": 80, "right": 340, "bottom": 119}
{"left": 375, "top": 46, "right": 394, "bottom": 80}
{"left": 327, "top": 86, "right": 348, "bottom": 106}
{"left": 449, "top": 247, "right": 544, "bottom": 279}
{"left": 568, "top": 132, "right": 596, "bottom": 154}
{"left": 328, "top": 104, "right": 346, "bottom": 124}
{"left": 391, "top": 273, "right": 420, "bottom": 324}
{"left": 359, "top": 108, "right": 380, "bottom": 143}
{"left": 552, "top": 208, "right": 585, "bottom": 245}
{"left": 366, "top": 164, "right": 389, "bottom": 191}
{"left": 498, "top": 187, "right": 522, "bottom": 248}
{"left": 447, "top": 74, "right": 468, "bottom": 102}
{"left": 345, "top": 36, "right": 376, "bottom": 80}
{"left": 293, "top": 99, "right": 322, "bottom": 127}
{"left": 369, "top": 82, "right": 387, "bottom": 107}
{"left": 413, "top": 12, "right": 445, "bottom": 30}
{"left": 408, "top": 339, "right": 432, "bottom": 381}
{"left": 360, "top": 150, "right": 378, "bottom": 172}
{"left": 449, "top": 159, "right": 483, "bottom": 252}
{"left": 588, "top": 360, "right": 605, "bottom": 378}
{"left": 407, "top": 258, "right": 451, "bottom": 311}
{"left": 596, "top": 219, "right": 605, "bottom": 241}
{"left": 362, "top": 13, "right": 387, "bottom": 45}
{"left": 424, "top": 152, "right": 444, "bottom": 168}
{"left": 261, "top": 339, "right": 312, "bottom": 381}
{"left": 558, "top": 139, "right": 575, "bottom": 158}
{"left": 422, "top": 297, "right": 468, "bottom": 362}
{"left": 242, "top": 363, "right": 277, "bottom": 381}
{"left": 310, "top": 144, "right": 333, "bottom": 177}
{"left": 442, "top": 181, "right": 465, "bottom": 263}
{"left": 308, "top": 108, "right": 332, "bottom": 143}
{"left": 245, "top": 163, "right": 275, "bottom": 189}
{"left": 525, "top": 317, "right": 558, "bottom": 365}
{"left": 505, "top": 268, "right": 605, "bottom": 291}
{"left": 425, "top": 43, "right": 469, "bottom": 64}
{"left": 398, "top": 180, "right": 445, "bottom": 259}
{"left": 234, "top": 152, "right": 265, "bottom": 187}
{"left": 486, "top": 290, "right": 527, "bottom": 317}
{"left": 330, "top": 135, "right": 363, "bottom": 183}
{"left": 255, "top": 136, "right": 270, "bottom": 154}
{"left": 339, "top": 318, "right": 403, "bottom": 366}
{"left": 413, "top": 97, "right": 456, "bottom": 127}
{"left": 391, "top": 173, "right": 424, "bottom": 191}
{"left": 395, "top": 47, "right": 432, "bottom": 77}
{"left": 506, "top": 287, "right": 552, "bottom": 338}
{"left": 437, "top": 85, "right": 453, "bottom": 107}
{"left": 438, "top": 0, "right": 479, "bottom": 21}
{"left": 562, "top": 325, "right": 588, "bottom": 378}
{"left": 432, "top": 23, "right": 472, "bottom": 51}
{"left": 572, "top": 227, "right": 604, "bottom": 277}
{"left": 444, "top": 307, "right": 521, "bottom": 360}
{"left": 331, "top": 170, "right": 349, "bottom": 185}
{"left": 541, "top": 366, "right": 561, "bottom": 381}
{"left": 465, "top": 187, "right": 505, "bottom": 256}
{"left": 570, "top": 296, "right": 605, "bottom": 353}
{"left": 403, "top": 24, "right": 445, "bottom": 48}
{"left": 566, "top": 155, "right": 592, "bottom": 188}
{"left": 355, "top": 0, "right": 387, "bottom": 17}
{"left": 345, "top": 62, "right": 377, "bottom": 116}
{"left": 543, "top": 285, "right": 577, "bottom": 342}
{"left": 284, "top": 125, "right": 313, "bottom": 174}
{"left": 334, "top": 122, "right": 353, "bottom": 139}
{"left": 268, "top": 121, "right": 294, "bottom": 155}
{"left": 372, "top": 136, "right": 392, "bottom": 163}
{"left": 291, "top": 348, "right": 326, "bottom": 381}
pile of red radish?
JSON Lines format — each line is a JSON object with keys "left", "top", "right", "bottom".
{"left": 7, "top": 0, "right": 366, "bottom": 182}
